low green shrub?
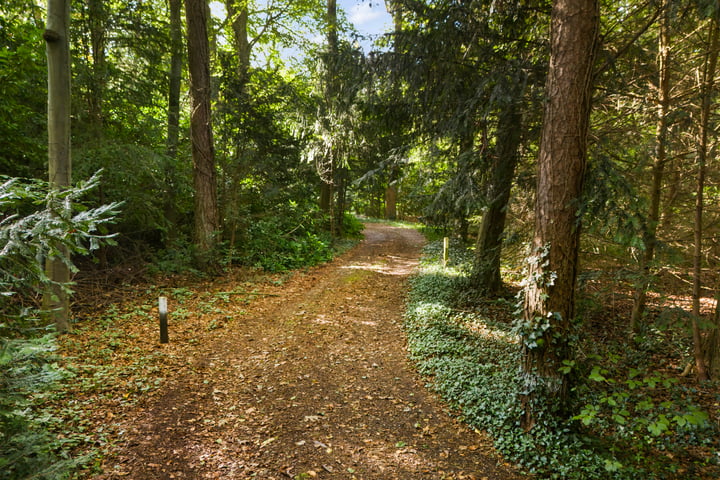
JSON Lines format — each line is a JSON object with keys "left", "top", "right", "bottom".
{"left": 241, "top": 213, "right": 335, "bottom": 272}
{"left": 342, "top": 212, "right": 365, "bottom": 238}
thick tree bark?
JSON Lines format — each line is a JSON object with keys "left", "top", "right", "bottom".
{"left": 472, "top": 101, "right": 522, "bottom": 296}
{"left": 631, "top": 0, "right": 671, "bottom": 333}
{"left": 520, "top": 0, "right": 598, "bottom": 429}
{"left": 185, "top": 0, "right": 219, "bottom": 270}
{"left": 43, "top": 0, "right": 72, "bottom": 333}
{"left": 691, "top": 13, "right": 719, "bottom": 382}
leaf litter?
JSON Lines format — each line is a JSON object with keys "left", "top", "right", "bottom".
{"left": 52, "top": 223, "right": 524, "bottom": 480}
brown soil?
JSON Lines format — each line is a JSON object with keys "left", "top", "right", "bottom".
{"left": 89, "top": 223, "right": 524, "bottom": 480}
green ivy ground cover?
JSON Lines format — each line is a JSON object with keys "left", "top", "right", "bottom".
{"left": 404, "top": 240, "right": 719, "bottom": 479}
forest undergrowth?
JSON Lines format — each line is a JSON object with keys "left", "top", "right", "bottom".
{"left": 405, "top": 238, "right": 720, "bottom": 480}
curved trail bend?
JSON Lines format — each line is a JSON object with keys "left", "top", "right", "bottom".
{"left": 100, "top": 223, "right": 522, "bottom": 480}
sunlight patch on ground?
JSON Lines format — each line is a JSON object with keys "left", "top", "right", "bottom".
{"left": 458, "top": 315, "right": 519, "bottom": 345}
{"left": 313, "top": 314, "right": 335, "bottom": 325}
{"left": 472, "top": 326, "right": 518, "bottom": 345}
{"left": 357, "top": 320, "right": 378, "bottom": 326}
{"left": 646, "top": 291, "right": 717, "bottom": 314}
{"left": 419, "top": 263, "right": 467, "bottom": 278}
{"left": 342, "top": 255, "right": 418, "bottom": 276}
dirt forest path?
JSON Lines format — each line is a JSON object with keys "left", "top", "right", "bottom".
{"left": 98, "top": 223, "right": 523, "bottom": 480}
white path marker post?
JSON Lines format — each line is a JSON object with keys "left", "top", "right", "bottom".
{"left": 159, "top": 296, "right": 169, "bottom": 344}
{"left": 443, "top": 237, "right": 449, "bottom": 267}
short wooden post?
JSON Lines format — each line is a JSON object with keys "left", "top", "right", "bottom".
{"left": 443, "top": 237, "right": 449, "bottom": 267}
{"left": 159, "top": 296, "right": 169, "bottom": 344}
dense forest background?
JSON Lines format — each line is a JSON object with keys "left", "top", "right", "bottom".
{"left": 2, "top": 0, "right": 720, "bottom": 478}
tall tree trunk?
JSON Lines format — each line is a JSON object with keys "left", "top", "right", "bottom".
{"left": 691, "top": 12, "right": 719, "bottom": 382}
{"left": 472, "top": 99, "right": 522, "bottom": 296}
{"left": 225, "top": 0, "right": 250, "bottom": 85}
{"left": 631, "top": 0, "right": 671, "bottom": 333}
{"left": 707, "top": 286, "right": 720, "bottom": 377}
{"left": 383, "top": 0, "right": 404, "bottom": 222}
{"left": 520, "top": 0, "right": 598, "bottom": 429}
{"left": 320, "top": 0, "right": 338, "bottom": 230}
{"left": 327, "top": 0, "right": 337, "bottom": 57}
{"left": 185, "top": 0, "right": 219, "bottom": 270}
{"left": 385, "top": 166, "right": 398, "bottom": 220}
{"left": 86, "top": 0, "right": 106, "bottom": 132}
{"left": 320, "top": 180, "right": 332, "bottom": 214}
{"left": 167, "top": 0, "right": 183, "bottom": 160}
{"left": 336, "top": 166, "right": 347, "bottom": 237}
{"left": 43, "top": 0, "right": 72, "bottom": 333}
{"left": 163, "top": 0, "right": 184, "bottom": 244}
{"left": 660, "top": 157, "right": 680, "bottom": 230}
{"left": 386, "top": 0, "right": 403, "bottom": 30}
{"left": 87, "top": 0, "right": 109, "bottom": 268}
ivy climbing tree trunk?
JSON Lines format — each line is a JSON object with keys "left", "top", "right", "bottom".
{"left": 43, "top": 0, "right": 72, "bottom": 333}
{"left": 185, "top": 0, "right": 219, "bottom": 270}
{"left": 520, "top": 0, "right": 598, "bottom": 429}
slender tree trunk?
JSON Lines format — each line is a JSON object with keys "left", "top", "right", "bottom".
{"left": 631, "top": 0, "right": 671, "bottom": 333}
{"left": 691, "top": 13, "right": 719, "bottom": 381}
{"left": 185, "top": 0, "right": 219, "bottom": 270}
{"left": 455, "top": 133, "right": 475, "bottom": 242}
{"left": 385, "top": 166, "right": 398, "bottom": 220}
{"left": 472, "top": 99, "right": 522, "bottom": 296}
{"left": 167, "top": 0, "right": 183, "bottom": 159}
{"left": 336, "top": 166, "right": 347, "bottom": 237}
{"left": 660, "top": 157, "right": 680, "bottom": 230}
{"left": 86, "top": 0, "right": 106, "bottom": 132}
{"left": 520, "top": 0, "right": 598, "bottom": 429}
{"left": 87, "top": 0, "right": 109, "bottom": 268}
{"left": 319, "top": 0, "right": 338, "bottom": 231}
{"left": 384, "top": 185, "right": 397, "bottom": 220}
{"left": 225, "top": 0, "right": 250, "bottom": 85}
{"left": 163, "top": 0, "right": 184, "bottom": 244}
{"left": 707, "top": 287, "right": 720, "bottom": 377}
{"left": 383, "top": 0, "right": 404, "bottom": 222}
{"left": 320, "top": 181, "right": 332, "bottom": 214}
{"left": 327, "top": 0, "right": 337, "bottom": 57}
{"left": 43, "top": 0, "right": 72, "bottom": 333}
